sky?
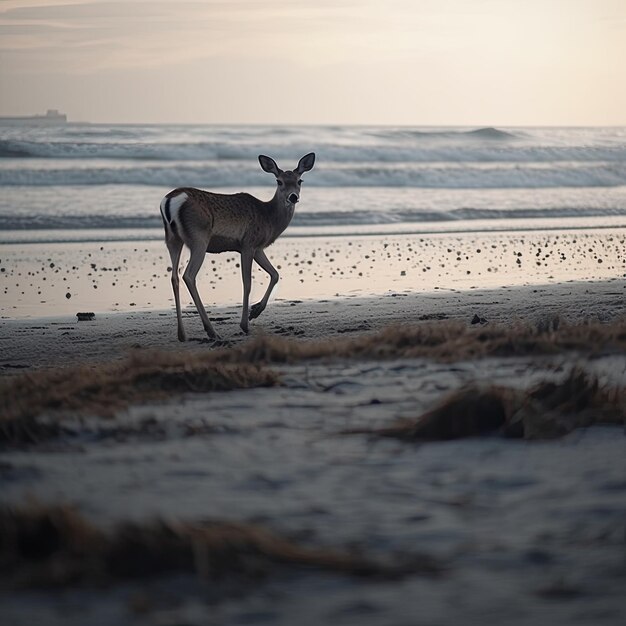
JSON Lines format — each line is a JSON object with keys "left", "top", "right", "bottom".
{"left": 0, "top": 0, "right": 625, "bottom": 125}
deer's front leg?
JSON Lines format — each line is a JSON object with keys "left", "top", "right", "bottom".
{"left": 249, "top": 249, "right": 279, "bottom": 320}
{"left": 240, "top": 248, "right": 254, "bottom": 333}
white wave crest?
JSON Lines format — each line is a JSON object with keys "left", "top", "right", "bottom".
{"left": 1, "top": 161, "right": 624, "bottom": 189}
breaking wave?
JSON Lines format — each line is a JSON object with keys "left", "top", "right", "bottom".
{"left": 2, "top": 206, "right": 625, "bottom": 232}
{"left": 1, "top": 161, "right": 624, "bottom": 189}
{"left": 1, "top": 126, "right": 626, "bottom": 166}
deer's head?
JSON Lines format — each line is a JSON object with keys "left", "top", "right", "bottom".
{"left": 259, "top": 152, "right": 315, "bottom": 210}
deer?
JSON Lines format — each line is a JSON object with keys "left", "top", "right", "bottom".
{"left": 159, "top": 152, "right": 316, "bottom": 342}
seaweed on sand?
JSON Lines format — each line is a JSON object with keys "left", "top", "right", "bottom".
{"left": 346, "top": 369, "right": 626, "bottom": 441}
{"left": 2, "top": 318, "right": 626, "bottom": 445}
{"left": 0, "top": 349, "right": 278, "bottom": 445}
{"left": 0, "top": 504, "right": 441, "bottom": 590}
{"left": 220, "top": 318, "right": 626, "bottom": 365}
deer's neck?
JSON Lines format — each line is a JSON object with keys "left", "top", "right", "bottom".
{"left": 265, "top": 192, "right": 295, "bottom": 236}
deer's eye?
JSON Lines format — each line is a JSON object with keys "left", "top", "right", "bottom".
{"left": 298, "top": 179, "right": 303, "bottom": 185}
{"left": 277, "top": 180, "right": 283, "bottom": 186}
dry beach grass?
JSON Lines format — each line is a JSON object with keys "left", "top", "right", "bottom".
{"left": 2, "top": 317, "right": 626, "bottom": 446}
{"left": 0, "top": 503, "right": 441, "bottom": 590}
{"left": 343, "top": 368, "right": 626, "bottom": 441}
{"left": 0, "top": 350, "right": 278, "bottom": 445}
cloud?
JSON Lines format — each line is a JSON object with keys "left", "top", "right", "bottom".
{"left": 1, "top": 0, "right": 625, "bottom": 123}
{"left": 0, "top": 1, "right": 371, "bottom": 73}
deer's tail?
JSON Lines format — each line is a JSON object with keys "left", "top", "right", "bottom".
{"left": 159, "top": 191, "right": 188, "bottom": 238}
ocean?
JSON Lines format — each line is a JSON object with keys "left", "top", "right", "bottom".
{"left": 1, "top": 124, "right": 626, "bottom": 244}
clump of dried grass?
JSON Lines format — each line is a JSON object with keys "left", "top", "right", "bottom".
{"left": 3, "top": 318, "right": 626, "bottom": 446}
{"left": 218, "top": 318, "right": 626, "bottom": 365}
{"left": 0, "top": 349, "right": 278, "bottom": 445}
{"left": 347, "top": 369, "right": 626, "bottom": 441}
{"left": 0, "top": 504, "right": 441, "bottom": 589}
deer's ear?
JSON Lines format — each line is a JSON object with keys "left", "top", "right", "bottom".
{"left": 259, "top": 155, "right": 281, "bottom": 176}
{"left": 296, "top": 152, "right": 315, "bottom": 174}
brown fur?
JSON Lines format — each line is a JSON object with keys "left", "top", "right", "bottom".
{"left": 166, "top": 188, "right": 295, "bottom": 252}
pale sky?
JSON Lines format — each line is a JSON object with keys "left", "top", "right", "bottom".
{"left": 0, "top": 0, "right": 625, "bottom": 125}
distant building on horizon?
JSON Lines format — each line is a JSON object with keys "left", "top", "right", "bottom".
{"left": 0, "top": 109, "right": 67, "bottom": 126}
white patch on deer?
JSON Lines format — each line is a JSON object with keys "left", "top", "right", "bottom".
{"left": 168, "top": 192, "right": 188, "bottom": 224}
{"left": 159, "top": 196, "right": 168, "bottom": 219}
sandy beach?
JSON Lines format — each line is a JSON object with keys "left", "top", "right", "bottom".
{"left": 1, "top": 228, "right": 626, "bottom": 626}
{"left": 1, "top": 228, "right": 625, "bottom": 368}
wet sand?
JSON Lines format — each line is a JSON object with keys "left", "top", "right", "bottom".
{"left": 1, "top": 229, "right": 625, "bottom": 320}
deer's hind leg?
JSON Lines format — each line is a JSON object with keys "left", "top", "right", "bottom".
{"left": 183, "top": 235, "right": 220, "bottom": 340}
{"left": 165, "top": 231, "right": 186, "bottom": 342}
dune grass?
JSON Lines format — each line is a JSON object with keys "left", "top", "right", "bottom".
{"left": 2, "top": 318, "right": 626, "bottom": 446}
{"left": 0, "top": 504, "right": 441, "bottom": 590}
{"left": 344, "top": 368, "right": 626, "bottom": 441}
{"left": 219, "top": 317, "right": 626, "bottom": 364}
{"left": 0, "top": 349, "right": 278, "bottom": 445}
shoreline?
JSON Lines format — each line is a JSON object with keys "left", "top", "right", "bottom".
{"left": 3, "top": 216, "right": 626, "bottom": 245}
{"left": 2, "top": 227, "right": 625, "bottom": 321}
